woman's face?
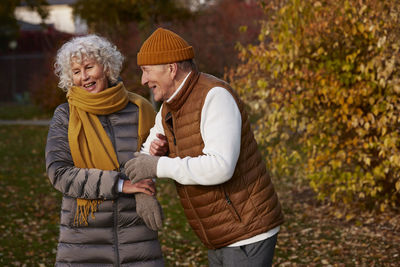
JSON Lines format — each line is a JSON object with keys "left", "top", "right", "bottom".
{"left": 71, "top": 57, "right": 108, "bottom": 93}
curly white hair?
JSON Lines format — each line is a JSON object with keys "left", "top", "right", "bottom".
{"left": 54, "top": 34, "right": 124, "bottom": 91}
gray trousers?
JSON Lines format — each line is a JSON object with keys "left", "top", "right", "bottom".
{"left": 208, "top": 234, "right": 278, "bottom": 267}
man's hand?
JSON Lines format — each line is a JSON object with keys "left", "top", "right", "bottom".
{"left": 135, "top": 193, "right": 164, "bottom": 231}
{"left": 150, "top": 133, "right": 169, "bottom": 156}
{"left": 125, "top": 152, "right": 159, "bottom": 184}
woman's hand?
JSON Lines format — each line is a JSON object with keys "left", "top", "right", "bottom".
{"left": 150, "top": 133, "right": 169, "bottom": 156}
{"left": 122, "top": 178, "right": 156, "bottom": 196}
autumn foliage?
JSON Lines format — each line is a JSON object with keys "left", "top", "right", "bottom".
{"left": 229, "top": 0, "right": 400, "bottom": 211}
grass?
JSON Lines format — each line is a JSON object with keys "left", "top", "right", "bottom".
{"left": 0, "top": 123, "right": 206, "bottom": 266}
{"left": 0, "top": 103, "right": 207, "bottom": 266}
{"left": 0, "top": 102, "right": 53, "bottom": 120}
{"left": 1, "top": 103, "right": 399, "bottom": 266}
{"left": 0, "top": 125, "right": 59, "bottom": 265}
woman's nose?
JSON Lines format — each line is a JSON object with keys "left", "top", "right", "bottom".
{"left": 82, "top": 70, "right": 89, "bottom": 80}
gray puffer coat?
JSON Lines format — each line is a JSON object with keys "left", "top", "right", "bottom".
{"left": 45, "top": 102, "right": 164, "bottom": 266}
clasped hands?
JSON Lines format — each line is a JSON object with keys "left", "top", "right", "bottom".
{"left": 125, "top": 152, "right": 160, "bottom": 183}
{"left": 125, "top": 133, "right": 167, "bottom": 183}
{"left": 123, "top": 134, "right": 167, "bottom": 231}
{"left": 125, "top": 152, "right": 161, "bottom": 231}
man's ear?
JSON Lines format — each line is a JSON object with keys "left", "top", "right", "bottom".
{"left": 168, "top": 63, "right": 178, "bottom": 79}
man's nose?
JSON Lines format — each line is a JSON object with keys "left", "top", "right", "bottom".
{"left": 141, "top": 73, "right": 148, "bottom": 85}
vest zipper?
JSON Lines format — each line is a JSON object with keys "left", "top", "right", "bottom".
{"left": 165, "top": 111, "right": 177, "bottom": 146}
{"left": 166, "top": 112, "right": 211, "bottom": 245}
{"left": 223, "top": 189, "right": 241, "bottom": 222}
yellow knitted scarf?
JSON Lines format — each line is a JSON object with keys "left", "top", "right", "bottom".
{"left": 67, "top": 82, "right": 155, "bottom": 226}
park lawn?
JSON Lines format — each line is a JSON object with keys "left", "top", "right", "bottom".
{"left": 0, "top": 125, "right": 59, "bottom": 265}
{"left": 0, "top": 103, "right": 399, "bottom": 266}
{"left": 0, "top": 102, "right": 53, "bottom": 120}
{"left": 0, "top": 124, "right": 207, "bottom": 266}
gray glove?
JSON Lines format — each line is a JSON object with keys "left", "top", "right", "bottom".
{"left": 125, "top": 152, "right": 159, "bottom": 184}
{"left": 135, "top": 193, "right": 164, "bottom": 231}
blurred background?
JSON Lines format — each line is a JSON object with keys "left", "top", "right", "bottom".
{"left": 1, "top": 0, "right": 400, "bottom": 266}
{"left": 0, "top": 0, "right": 264, "bottom": 109}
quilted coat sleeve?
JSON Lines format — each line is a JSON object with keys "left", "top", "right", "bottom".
{"left": 45, "top": 104, "right": 120, "bottom": 200}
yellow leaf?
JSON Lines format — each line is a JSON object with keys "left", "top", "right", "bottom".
{"left": 369, "top": 97, "right": 375, "bottom": 105}
{"left": 239, "top": 25, "right": 248, "bottom": 33}
{"left": 367, "top": 113, "right": 375, "bottom": 123}
{"left": 380, "top": 203, "right": 386, "bottom": 212}
{"left": 257, "top": 79, "right": 268, "bottom": 89}
{"left": 346, "top": 213, "right": 355, "bottom": 221}
{"left": 357, "top": 23, "right": 364, "bottom": 33}
{"left": 396, "top": 180, "right": 400, "bottom": 191}
{"left": 343, "top": 104, "right": 349, "bottom": 114}
{"left": 381, "top": 127, "right": 387, "bottom": 136}
{"left": 337, "top": 150, "right": 346, "bottom": 160}
{"left": 347, "top": 96, "right": 354, "bottom": 104}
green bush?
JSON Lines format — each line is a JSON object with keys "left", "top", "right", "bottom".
{"left": 229, "top": 0, "right": 400, "bottom": 211}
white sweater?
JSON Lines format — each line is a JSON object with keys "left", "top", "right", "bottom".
{"left": 144, "top": 87, "right": 242, "bottom": 185}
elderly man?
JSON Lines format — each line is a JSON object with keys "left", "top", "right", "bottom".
{"left": 125, "top": 28, "right": 284, "bottom": 267}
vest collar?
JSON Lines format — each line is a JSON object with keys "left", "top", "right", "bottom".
{"left": 165, "top": 71, "right": 200, "bottom": 112}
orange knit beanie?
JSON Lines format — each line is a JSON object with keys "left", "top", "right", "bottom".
{"left": 137, "top": 28, "right": 195, "bottom": 66}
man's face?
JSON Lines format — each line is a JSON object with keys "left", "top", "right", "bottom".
{"left": 141, "top": 64, "right": 175, "bottom": 102}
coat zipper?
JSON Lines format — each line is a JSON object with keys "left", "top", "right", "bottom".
{"left": 105, "top": 116, "right": 120, "bottom": 266}
{"left": 113, "top": 200, "right": 120, "bottom": 266}
{"left": 105, "top": 118, "right": 117, "bottom": 153}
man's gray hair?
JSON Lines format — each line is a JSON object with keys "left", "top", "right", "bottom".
{"left": 177, "top": 59, "right": 197, "bottom": 72}
{"left": 54, "top": 34, "right": 124, "bottom": 91}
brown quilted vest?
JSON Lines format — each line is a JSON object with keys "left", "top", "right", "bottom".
{"left": 161, "top": 71, "right": 284, "bottom": 249}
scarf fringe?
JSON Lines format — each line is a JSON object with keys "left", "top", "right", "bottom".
{"left": 74, "top": 199, "right": 104, "bottom": 226}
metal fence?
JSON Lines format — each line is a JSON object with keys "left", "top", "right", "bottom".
{"left": 0, "top": 53, "right": 50, "bottom": 102}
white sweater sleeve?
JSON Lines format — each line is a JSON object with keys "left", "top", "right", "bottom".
{"left": 140, "top": 106, "right": 165, "bottom": 155}
{"left": 157, "top": 87, "right": 242, "bottom": 185}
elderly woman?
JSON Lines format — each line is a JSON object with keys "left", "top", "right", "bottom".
{"left": 45, "top": 34, "right": 164, "bottom": 266}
